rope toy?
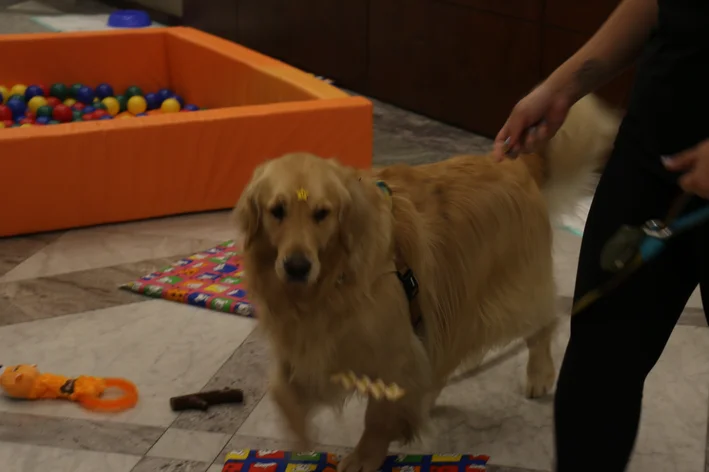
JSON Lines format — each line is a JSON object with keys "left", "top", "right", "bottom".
{"left": 330, "top": 371, "right": 405, "bottom": 401}
{"left": 0, "top": 364, "right": 138, "bottom": 412}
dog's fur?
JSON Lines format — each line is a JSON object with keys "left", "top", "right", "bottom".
{"left": 234, "top": 95, "right": 620, "bottom": 472}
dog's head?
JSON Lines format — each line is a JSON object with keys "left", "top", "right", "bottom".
{"left": 235, "top": 153, "right": 381, "bottom": 287}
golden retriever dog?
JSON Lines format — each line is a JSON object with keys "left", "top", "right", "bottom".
{"left": 234, "top": 95, "right": 620, "bottom": 472}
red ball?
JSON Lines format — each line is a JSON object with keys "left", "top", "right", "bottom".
{"left": 25, "top": 110, "right": 36, "bottom": 120}
{"left": 0, "top": 105, "right": 12, "bottom": 121}
{"left": 46, "top": 96, "right": 61, "bottom": 108}
{"left": 93, "top": 109, "right": 107, "bottom": 119}
{"left": 2, "top": 119, "right": 13, "bottom": 128}
{"left": 19, "top": 117, "right": 34, "bottom": 125}
{"left": 82, "top": 112, "right": 96, "bottom": 121}
{"left": 73, "top": 102, "right": 85, "bottom": 112}
{"left": 52, "top": 104, "right": 73, "bottom": 123}
{"left": 36, "top": 84, "right": 49, "bottom": 97}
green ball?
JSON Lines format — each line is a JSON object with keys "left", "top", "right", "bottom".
{"left": 125, "top": 86, "right": 143, "bottom": 98}
{"left": 36, "top": 105, "right": 53, "bottom": 118}
{"left": 93, "top": 102, "right": 106, "bottom": 111}
{"left": 72, "top": 110, "right": 83, "bottom": 121}
{"left": 49, "top": 83, "right": 68, "bottom": 100}
{"left": 115, "top": 95, "right": 127, "bottom": 112}
{"left": 70, "top": 83, "right": 83, "bottom": 98}
{"left": 49, "top": 120, "right": 60, "bottom": 125}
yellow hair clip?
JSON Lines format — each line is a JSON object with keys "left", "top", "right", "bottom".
{"left": 296, "top": 188, "right": 309, "bottom": 202}
{"left": 330, "top": 371, "right": 405, "bottom": 401}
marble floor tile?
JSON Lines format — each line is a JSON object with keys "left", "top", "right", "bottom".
{"left": 0, "top": 411, "right": 163, "bottom": 454}
{"left": 0, "top": 232, "right": 64, "bottom": 278}
{"left": 0, "top": 300, "right": 256, "bottom": 427}
{"left": 0, "top": 255, "right": 193, "bottom": 326}
{"left": 238, "top": 319, "right": 709, "bottom": 472}
{"left": 96, "top": 211, "right": 240, "bottom": 245}
{"left": 0, "top": 441, "right": 141, "bottom": 472}
{"left": 147, "top": 428, "right": 231, "bottom": 463}
{"left": 0, "top": 228, "right": 221, "bottom": 283}
{"left": 132, "top": 457, "right": 211, "bottom": 472}
{"left": 172, "top": 330, "right": 271, "bottom": 434}
{"left": 208, "top": 465, "right": 225, "bottom": 472}
{"left": 0, "top": 10, "right": 51, "bottom": 32}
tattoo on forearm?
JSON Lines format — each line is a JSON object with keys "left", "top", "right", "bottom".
{"left": 573, "top": 59, "right": 606, "bottom": 94}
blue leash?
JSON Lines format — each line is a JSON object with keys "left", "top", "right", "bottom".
{"left": 639, "top": 204, "right": 709, "bottom": 261}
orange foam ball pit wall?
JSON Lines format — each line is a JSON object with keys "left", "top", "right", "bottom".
{"left": 0, "top": 27, "right": 373, "bottom": 237}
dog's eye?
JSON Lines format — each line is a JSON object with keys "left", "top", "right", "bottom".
{"left": 270, "top": 204, "right": 286, "bottom": 221}
{"left": 313, "top": 208, "right": 330, "bottom": 223}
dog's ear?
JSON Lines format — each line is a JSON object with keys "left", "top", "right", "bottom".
{"left": 233, "top": 164, "right": 267, "bottom": 249}
{"left": 337, "top": 169, "right": 369, "bottom": 254}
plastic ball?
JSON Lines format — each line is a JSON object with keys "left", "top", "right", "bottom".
{"left": 27, "top": 96, "right": 48, "bottom": 113}
{"left": 102, "top": 97, "right": 120, "bottom": 116}
{"left": 72, "top": 110, "right": 83, "bottom": 121}
{"left": 36, "top": 84, "right": 49, "bottom": 97}
{"left": 6, "top": 98, "right": 27, "bottom": 119}
{"left": 82, "top": 112, "right": 96, "bottom": 121}
{"left": 35, "top": 116, "right": 50, "bottom": 125}
{"left": 0, "top": 104, "right": 12, "bottom": 121}
{"left": 96, "top": 83, "right": 114, "bottom": 99}
{"left": 46, "top": 97, "right": 61, "bottom": 108}
{"left": 144, "top": 93, "right": 160, "bottom": 110}
{"left": 183, "top": 104, "right": 199, "bottom": 112}
{"left": 72, "top": 102, "right": 86, "bottom": 112}
{"left": 93, "top": 102, "right": 106, "bottom": 111}
{"left": 127, "top": 96, "right": 147, "bottom": 115}
{"left": 63, "top": 98, "right": 77, "bottom": 107}
{"left": 157, "top": 88, "right": 173, "bottom": 101}
{"left": 83, "top": 106, "right": 96, "bottom": 114}
{"left": 76, "top": 86, "right": 95, "bottom": 105}
{"left": 49, "top": 120, "right": 60, "bottom": 125}
{"left": 0, "top": 86, "right": 7, "bottom": 103}
{"left": 70, "top": 83, "right": 83, "bottom": 98}
{"left": 0, "top": 92, "right": 3, "bottom": 105}
{"left": 172, "top": 95, "right": 185, "bottom": 107}
{"left": 20, "top": 123, "right": 32, "bottom": 128}
{"left": 25, "top": 111, "right": 36, "bottom": 120}
{"left": 125, "top": 85, "right": 143, "bottom": 98}
{"left": 10, "top": 84, "right": 27, "bottom": 97}
{"left": 49, "top": 83, "right": 68, "bottom": 100}
{"left": 8, "top": 93, "right": 24, "bottom": 103}
{"left": 115, "top": 95, "right": 127, "bottom": 112}
{"left": 19, "top": 117, "right": 34, "bottom": 125}
{"left": 99, "top": 115, "right": 113, "bottom": 120}
{"left": 0, "top": 122, "right": 5, "bottom": 129}
{"left": 93, "top": 109, "right": 108, "bottom": 119}
{"left": 52, "top": 104, "right": 73, "bottom": 123}
{"left": 160, "top": 98, "right": 181, "bottom": 113}
{"left": 36, "top": 105, "right": 53, "bottom": 118}
{"left": 25, "top": 85, "right": 44, "bottom": 101}
{"left": 135, "top": 112, "right": 148, "bottom": 117}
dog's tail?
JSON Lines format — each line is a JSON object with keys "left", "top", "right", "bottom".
{"left": 524, "top": 94, "right": 621, "bottom": 216}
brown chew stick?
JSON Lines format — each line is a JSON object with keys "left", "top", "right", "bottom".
{"left": 169, "top": 388, "right": 244, "bottom": 412}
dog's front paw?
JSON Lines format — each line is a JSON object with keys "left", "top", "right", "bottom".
{"left": 337, "top": 450, "right": 385, "bottom": 472}
{"left": 525, "top": 367, "right": 556, "bottom": 399}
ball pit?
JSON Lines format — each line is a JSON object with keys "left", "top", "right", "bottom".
{"left": 0, "top": 82, "right": 204, "bottom": 128}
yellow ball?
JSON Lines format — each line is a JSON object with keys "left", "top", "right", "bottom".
{"left": 0, "top": 86, "right": 8, "bottom": 103}
{"left": 93, "top": 97, "right": 100, "bottom": 103}
{"left": 161, "top": 98, "right": 181, "bottom": 113}
{"left": 0, "top": 122, "right": 5, "bottom": 128}
{"left": 127, "top": 95, "right": 147, "bottom": 115}
{"left": 20, "top": 123, "right": 32, "bottom": 128}
{"left": 10, "top": 84, "right": 27, "bottom": 97}
{"left": 63, "top": 98, "right": 77, "bottom": 107}
{"left": 28, "top": 96, "right": 48, "bottom": 113}
{"left": 102, "top": 97, "right": 120, "bottom": 116}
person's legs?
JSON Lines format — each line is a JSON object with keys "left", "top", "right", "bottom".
{"left": 554, "top": 144, "right": 701, "bottom": 472}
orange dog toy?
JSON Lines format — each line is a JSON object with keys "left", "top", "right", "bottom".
{"left": 0, "top": 364, "right": 138, "bottom": 412}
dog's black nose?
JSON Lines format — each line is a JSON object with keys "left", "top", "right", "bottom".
{"left": 283, "top": 253, "right": 312, "bottom": 281}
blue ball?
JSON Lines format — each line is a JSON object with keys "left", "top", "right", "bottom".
{"left": 172, "top": 94, "right": 185, "bottom": 107}
{"left": 183, "top": 104, "right": 199, "bottom": 112}
{"left": 95, "top": 83, "right": 114, "bottom": 99}
{"left": 24, "top": 85, "right": 44, "bottom": 101}
{"left": 145, "top": 93, "right": 160, "bottom": 110}
{"left": 14, "top": 115, "right": 25, "bottom": 123}
{"left": 35, "top": 116, "right": 50, "bottom": 125}
{"left": 6, "top": 98, "right": 27, "bottom": 119}
{"left": 83, "top": 106, "right": 96, "bottom": 114}
{"left": 157, "top": 88, "right": 173, "bottom": 102}
{"left": 99, "top": 115, "right": 113, "bottom": 120}
{"left": 76, "top": 86, "right": 95, "bottom": 105}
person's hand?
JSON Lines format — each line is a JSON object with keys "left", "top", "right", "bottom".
{"left": 493, "top": 81, "right": 575, "bottom": 161}
{"left": 663, "top": 139, "right": 709, "bottom": 199}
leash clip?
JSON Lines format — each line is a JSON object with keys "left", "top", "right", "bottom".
{"left": 642, "top": 219, "right": 673, "bottom": 239}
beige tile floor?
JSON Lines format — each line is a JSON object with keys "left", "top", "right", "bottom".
{"left": 1, "top": 2, "right": 708, "bottom": 472}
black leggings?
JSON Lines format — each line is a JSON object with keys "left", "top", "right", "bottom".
{"left": 554, "top": 138, "right": 709, "bottom": 472}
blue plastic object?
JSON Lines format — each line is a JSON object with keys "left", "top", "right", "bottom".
{"left": 107, "top": 10, "right": 151, "bottom": 28}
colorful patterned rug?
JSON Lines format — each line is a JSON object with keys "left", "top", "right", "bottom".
{"left": 121, "top": 240, "right": 255, "bottom": 317}
{"left": 222, "top": 450, "right": 489, "bottom": 472}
